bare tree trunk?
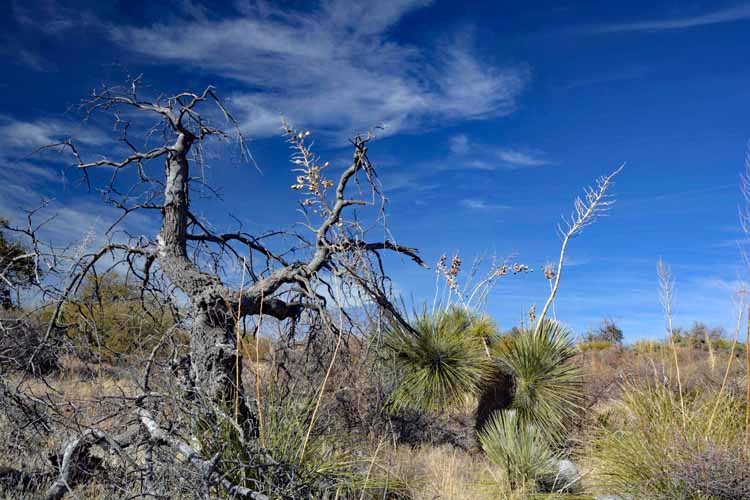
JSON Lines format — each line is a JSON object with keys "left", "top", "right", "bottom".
{"left": 190, "top": 309, "right": 253, "bottom": 426}
{"left": 158, "top": 134, "right": 252, "bottom": 428}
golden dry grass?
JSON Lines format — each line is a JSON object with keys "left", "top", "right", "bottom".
{"left": 382, "top": 444, "right": 493, "bottom": 500}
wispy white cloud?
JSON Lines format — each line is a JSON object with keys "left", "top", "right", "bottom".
{"left": 0, "top": 115, "right": 114, "bottom": 210}
{"left": 109, "top": 0, "right": 527, "bottom": 137}
{"left": 6, "top": 46, "right": 56, "bottom": 72}
{"left": 319, "top": 0, "right": 433, "bottom": 35}
{"left": 698, "top": 277, "right": 746, "bottom": 294}
{"left": 498, "top": 149, "right": 551, "bottom": 167}
{"left": 0, "top": 157, "right": 154, "bottom": 249}
{"left": 0, "top": 115, "right": 110, "bottom": 151}
{"left": 6, "top": 0, "right": 102, "bottom": 72}
{"left": 0, "top": 113, "right": 151, "bottom": 248}
{"left": 377, "top": 135, "right": 553, "bottom": 193}
{"left": 562, "top": 255, "right": 591, "bottom": 267}
{"left": 378, "top": 165, "right": 440, "bottom": 193}
{"left": 461, "top": 198, "right": 511, "bottom": 210}
{"left": 449, "top": 134, "right": 470, "bottom": 155}
{"left": 12, "top": 0, "right": 98, "bottom": 38}
{"left": 442, "top": 134, "right": 552, "bottom": 171}
{"left": 575, "top": 4, "right": 750, "bottom": 35}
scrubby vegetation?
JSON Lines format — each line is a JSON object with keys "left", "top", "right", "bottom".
{"left": 1, "top": 79, "right": 749, "bottom": 500}
{"left": 6, "top": 298, "right": 747, "bottom": 499}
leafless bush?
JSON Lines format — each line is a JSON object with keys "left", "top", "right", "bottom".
{"left": 665, "top": 445, "right": 750, "bottom": 500}
{"left": 0, "top": 313, "right": 59, "bottom": 376}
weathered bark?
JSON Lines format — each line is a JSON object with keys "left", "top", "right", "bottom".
{"left": 189, "top": 308, "right": 256, "bottom": 428}
{"left": 157, "top": 133, "right": 252, "bottom": 427}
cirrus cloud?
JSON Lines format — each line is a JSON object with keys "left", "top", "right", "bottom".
{"left": 109, "top": 0, "right": 528, "bottom": 137}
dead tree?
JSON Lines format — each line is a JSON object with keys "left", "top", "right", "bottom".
{"left": 45, "top": 78, "right": 424, "bottom": 437}
{"left": 0, "top": 78, "right": 428, "bottom": 497}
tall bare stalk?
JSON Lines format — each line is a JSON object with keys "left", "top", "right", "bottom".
{"left": 708, "top": 287, "right": 745, "bottom": 433}
{"left": 254, "top": 289, "right": 266, "bottom": 448}
{"left": 705, "top": 327, "right": 717, "bottom": 373}
{"left": 536, "top": 164, "right": 624, "bottom": 330}
{"left": 745, "top": 304, "right": 750, "bottom": 459}
{"left": 738, "top": 145, "right": 750, "bottom": 457}
{"left": 658, "top": 259, "right": 686, "bottom": 429}
{"left": 234, "top": 259, "right": 247, "bottom": 423}
{"left": 300, "top": 282, "right": 345, "bottom": 463}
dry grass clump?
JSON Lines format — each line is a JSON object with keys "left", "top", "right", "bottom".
{"left": 579, "top": 342, "right": 746, "bottom": 410}
{"left": 384, "top": 441, "right": 593, "bottom": 500}
{"left": 383, "top": 444, "right": 491, "bottom": 500}
{"left": 585, "top": 380, "right": 747, "bottom": 499}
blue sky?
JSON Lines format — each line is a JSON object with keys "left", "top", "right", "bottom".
{"left": 2, "top": 0, "right": 750, "bottom": 340}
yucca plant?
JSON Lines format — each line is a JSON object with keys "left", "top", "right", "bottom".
{"left": 467, "top": 313, "right": 502, "bottom": 346}
{"left": 478, "top": 410, "right": 555, "bottom": 492}
{"left": 495, "top": 319, "right": 582, "bottom": 441}
{"left": 385, "top": 306, "right": 493, "bottom": 412}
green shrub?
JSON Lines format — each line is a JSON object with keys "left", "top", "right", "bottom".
{"left": 489, "top": 331, "right": 518, "bottom": 357}
{"left": 577, "top": 340, "right": 614, "bottom": 352}
{"left": 195, "top": 390, "right": 380, "bottom": 498}
{"left": 0, "top": 217, "right": 36, "bottom": 310}
{"left": 57, "top": 272, "right": 176, "bottom": 363}
{"left": 585, "top": 318, "right": 624, "bottom": 344}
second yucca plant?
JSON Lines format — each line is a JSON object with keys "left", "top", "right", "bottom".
{"left": 494, "top": 319, "right": 582, "bottom": 441}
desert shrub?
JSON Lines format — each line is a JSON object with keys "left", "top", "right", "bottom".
{"left": 385, "top": 306, "right": 492, "bottom": 412}
{"left": 586, "top": 380, "right": 746, "bottom": 499}
{"left": 57, "top": 272, "right": 175, "bottom": 363}
{"left": 577, "top": 340, "right": 614, "bottom": 352}
{"left": 193, "top": 383, "right": 402, "bottom": 499}
{"left": 489, "top": 330, "right": 518, "bottom": 357}
{"left": 195, "top": 397, "right": 349, "bottom": 498}
{"left": 584, "top": 318, "right": 623, "bottom": 344}
{"left": 667, "top": 446, "right": 750, "bottom": 500}
{"left": 672, "top": 322, "right": 729, "bottom": 351}
{"left": 465, "top": 313, "right": 502, "bottom": 345}
{"left": 387, "top": 407, "right": 475, "bottom": 450}
{"left": 713, "top": 338, "right": 746, "bottom": 352}
{"left": 0, "top": 218, "right": 36, "bottom": 310}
